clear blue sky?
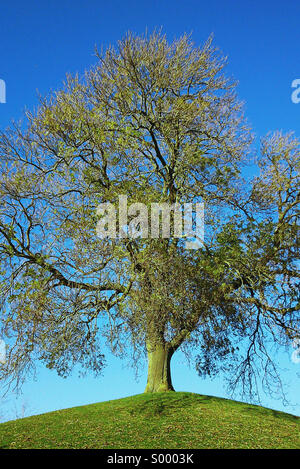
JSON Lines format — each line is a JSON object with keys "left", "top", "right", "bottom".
{"left": 0, "top": 0, "right": 299, "bottom": 421}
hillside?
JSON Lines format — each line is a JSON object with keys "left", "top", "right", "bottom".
{"left": 0, "top": 392, "right": 299, "bottom": 449}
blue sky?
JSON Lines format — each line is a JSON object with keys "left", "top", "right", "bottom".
{"left": 0, "top": 0, "right": 299, "bottom": 421}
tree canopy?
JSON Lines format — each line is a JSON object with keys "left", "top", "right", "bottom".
{"left": 0, "top": 31, "right": 299, "bottom": 400}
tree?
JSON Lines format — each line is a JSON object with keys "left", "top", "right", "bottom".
{"left": 0, "top": 31, "right": 299, "bottom": 400}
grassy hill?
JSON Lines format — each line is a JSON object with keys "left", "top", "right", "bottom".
{"left": 0, "top": 392, "right": 299, "bottom": 449}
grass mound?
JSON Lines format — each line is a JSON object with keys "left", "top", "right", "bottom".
{"left": 0, "top": 392, "right": 299, "bottom": 449}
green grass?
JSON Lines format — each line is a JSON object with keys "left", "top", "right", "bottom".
{"left": 0, "top": 392, "right": 299, "bottom": 449}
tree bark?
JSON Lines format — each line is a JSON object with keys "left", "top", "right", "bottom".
{"left": 144, "top": 342, "right": 175, "bottom": 392}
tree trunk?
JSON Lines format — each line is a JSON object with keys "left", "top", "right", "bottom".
{"left": 144, "top": 342, "right": 175, "bottom": 392}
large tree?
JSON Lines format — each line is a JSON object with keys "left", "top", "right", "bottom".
{"left": 0, "top": 32, "right": 299, "bottom": 400}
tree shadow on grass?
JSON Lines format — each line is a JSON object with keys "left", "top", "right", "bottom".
{"left": 241, "top": 405, "right": 299, "bottom": 423}
{"left": 128, "top": 394, "right": 215, "bottom": 417}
